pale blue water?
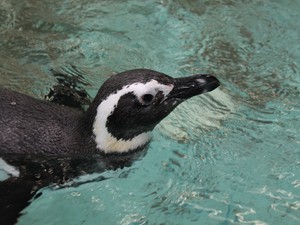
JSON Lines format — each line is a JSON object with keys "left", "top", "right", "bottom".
{"left": 0, "top": 0, "right": 299, "bottom": 224}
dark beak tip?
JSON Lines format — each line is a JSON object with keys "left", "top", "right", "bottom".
{"left": 197, "top": 74, "right": 220, "bottom": 92}
{"left": 170, "top": 74, "right": 220, "bottom": 99}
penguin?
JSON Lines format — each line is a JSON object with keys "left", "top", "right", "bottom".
{"left": 0, "top": 69, "right": 219, "bottom": 224}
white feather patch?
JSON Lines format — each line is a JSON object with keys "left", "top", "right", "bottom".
{"left": 93, "top": 80, "right": 174, "bottom": 153}
{"left": 0, "top": 158, "right": 20, "bottom": 179}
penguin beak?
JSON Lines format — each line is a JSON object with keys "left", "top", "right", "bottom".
{"left": 167, "top": 74, "right": 220, "bottom": 100}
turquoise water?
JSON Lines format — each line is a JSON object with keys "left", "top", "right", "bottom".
{"left": 1, "top": 0, "right": 300, "bottom": 224}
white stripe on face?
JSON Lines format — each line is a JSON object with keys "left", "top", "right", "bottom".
{"left": 93, "top": 80, "right": 174, "bottom": 154}
{"left": 0, "top": 158, "right": 20, "bottom": 180}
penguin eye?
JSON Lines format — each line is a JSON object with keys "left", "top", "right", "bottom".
{"left": 140, "top": 93, "right": 155, "bottom": 105}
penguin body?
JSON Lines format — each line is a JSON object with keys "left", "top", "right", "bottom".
{"left": 0, "top": 69, "right": 220, "bottom": 224}
{"left": 0, "top": 88, "right": 90, "bottom": 155}
{"left": 1, "top": 69, "right": 219, "bottom": 155}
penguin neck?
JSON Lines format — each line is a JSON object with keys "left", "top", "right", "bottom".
{"left": 93, "top": 125, "right": 152, "bottom": 154}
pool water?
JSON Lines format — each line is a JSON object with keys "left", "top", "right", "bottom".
{"left": 1, "top": 0, "right": 299, "bottom": 224}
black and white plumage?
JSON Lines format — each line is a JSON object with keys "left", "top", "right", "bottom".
{"left": 0, "top": 69, "right": 219, "bottom": 224}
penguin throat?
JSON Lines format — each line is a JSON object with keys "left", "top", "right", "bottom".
{"left": 92, "top": 80, "right": 173, "bottom": 154}
{"left": 94, "top": 130, "right": 152, "bottom": 154}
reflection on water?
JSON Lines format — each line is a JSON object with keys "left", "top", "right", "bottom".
{"left": 0, "top": 0, "right": 299, "bottom": 225}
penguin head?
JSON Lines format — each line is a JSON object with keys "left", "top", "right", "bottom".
{"left": 86, "top": 69, "right": 220, "bottom": 154}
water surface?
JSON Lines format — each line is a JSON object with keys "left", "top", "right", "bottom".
{"left": 0, "top": 0, "right": 299, "bottom": 224}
